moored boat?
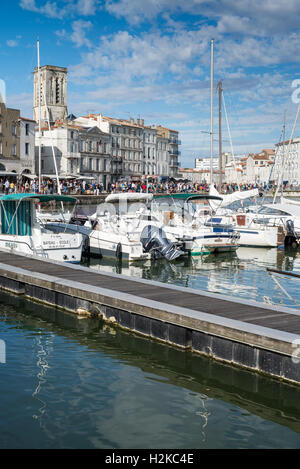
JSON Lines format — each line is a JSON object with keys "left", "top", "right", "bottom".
{"left": 0, "top": 193, "right": 84, "bottom": 263}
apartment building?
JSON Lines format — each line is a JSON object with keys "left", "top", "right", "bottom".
{"left": 152, "top": 125, "right": 181, "bottom": 178}
{"left": 74, "top": 114, "right": 143, "bottom": 181}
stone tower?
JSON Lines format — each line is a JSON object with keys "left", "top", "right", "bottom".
{"left": 33, "top": 65, "right": 68, "bottom": 125}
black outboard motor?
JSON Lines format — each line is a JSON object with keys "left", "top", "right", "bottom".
{"left": 140, "top": 225, "right": 184, "bottom": 261}
{"left": 284, "top": 219, "right": 299, "bottom": 248}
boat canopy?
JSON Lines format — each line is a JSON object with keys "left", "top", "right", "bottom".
{"left": 0, "top": 193, "right": 77, "bottom": 203}
{"left": 106, "top": 193, "right": 154, "bottom": 203}
{"left": 154, "top": 193, "right": 223, "bottom": 202}
{"left": 263, "top": 203, "right": 300, "bottom": 218}
{"left": 209, "top": 185, "right": 259, "bottom": 209}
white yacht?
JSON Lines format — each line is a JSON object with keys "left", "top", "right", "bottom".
{"left": 0, "top": 193, "right": 84, "bottom": 263}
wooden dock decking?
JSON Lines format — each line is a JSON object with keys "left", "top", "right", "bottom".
{"left": 0, "top": 250, "right": 299, "bottom": 384}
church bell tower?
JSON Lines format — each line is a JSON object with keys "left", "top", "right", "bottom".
{"left": 33, "top": 65, "right": 68, "bottom": 125}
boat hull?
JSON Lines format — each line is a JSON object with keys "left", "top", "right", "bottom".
{"left": 0, "top": 233, "right": 83, "bottom": 264}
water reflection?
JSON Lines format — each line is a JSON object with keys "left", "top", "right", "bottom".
{"left": 1, "top": 290, "right": 300, "bottom": 450}
{"left": 83, "top": 247, "right": 300, "bottom": 308}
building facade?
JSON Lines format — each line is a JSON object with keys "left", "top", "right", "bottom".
{"left": 273, "top": 139, "right": 300, "bottom": 184}
{"left": 19, "top": 117, "right": 36, "bottom": 176}
{"left": 37, "top": 122, "right": 111, "bottom": 188}
{"left": 0, "top": 102, "right": 35, "bottom": 176}
{"left": 143, "top": 126, "right": 157, "bottom": 176}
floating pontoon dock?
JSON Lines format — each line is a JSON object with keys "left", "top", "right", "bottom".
{"left": 0, "top": 251, "right": 299, "bottom": 385}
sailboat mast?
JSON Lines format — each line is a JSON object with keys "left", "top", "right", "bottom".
{"left": 218, "top": 80, "right": 222, "bottom": 189}
{"left": 210, "top": 39, "right": 214, "bottom": 186}
{"left": 37, "top": 40, "right": 41, "bottom": 194}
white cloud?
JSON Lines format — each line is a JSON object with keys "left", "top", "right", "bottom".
{"left": 6, "top": 40, "right": 19, "bottom": 47}
{"left": 19, "top": 0, "right": 100, "bottom": 18}
{"left": 56, "top": 19, "right": 93, "bottom": 48}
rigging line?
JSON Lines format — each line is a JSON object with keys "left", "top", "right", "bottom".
{"left": 273, "top": 102, "right": 300, "bottom": 202}
{"left": 222, "top": 91, "right": 238, "bottom": 182}
{"left": 260, "top": 123, "right": 285, "bottom": 206}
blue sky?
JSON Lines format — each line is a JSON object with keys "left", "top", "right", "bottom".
{"left": 1, "top": 0, "right": 300, "bottom": 167}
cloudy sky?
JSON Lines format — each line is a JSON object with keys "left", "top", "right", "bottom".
{"left": 1, "top": 0, "right": 300, "bottom": 167}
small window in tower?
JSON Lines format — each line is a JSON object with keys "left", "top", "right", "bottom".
{"left": 56, "top": 78, "right": 60, "bottom": 104}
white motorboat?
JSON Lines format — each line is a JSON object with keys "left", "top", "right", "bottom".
{"left": 151, "top": 194, "right": 240, "bottom": 255}
{"left": 207, "top": 186, "right": 285, "bottom": 247}
{"left": 0, "top": 193, "right": 84, "bottom": 263}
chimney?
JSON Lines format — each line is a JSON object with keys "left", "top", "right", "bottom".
{"left": 130, "top": 117, "right": 134, "bottom": 124}
{"left": 137, "top": 118, "right": 140, "bottom": 125}
{"left": 141, "top": 119, "right": 144, "bottom": 126}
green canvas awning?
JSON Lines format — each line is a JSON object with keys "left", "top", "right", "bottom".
{"left": 0, "top": 193, "right": 77, "bottom": 203}
{"left": 154, "top": 193, "right": 223, "bottom": 202}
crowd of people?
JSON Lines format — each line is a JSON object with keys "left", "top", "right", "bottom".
{"left": 0, "top": 177, "right": 296, "bottom": 196}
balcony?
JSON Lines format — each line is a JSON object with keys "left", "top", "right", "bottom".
{"left": 169, "top": 139, "right": 181, "bottom": 145}
{"left": 111, "top": 167, "right": 123, "bottom": 175}
{"left": 170, "top": 161, "right": 180, "bottom": 168}
{"left": 111, "top": 156, "right": 123, "bottom": 163}
{"left": 169, "top": 150, "right": 181, "bottom": 156}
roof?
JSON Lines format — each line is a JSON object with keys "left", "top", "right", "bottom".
{"left": 0, "top": 193, "right": 77, "bottom": 203}
{"left": 20, "top": 117, "right": 36, "bottom": 123}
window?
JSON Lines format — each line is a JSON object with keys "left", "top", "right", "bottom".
{"left": 0, "top": 141, "right": 2, "bottom": 154}
{"left": 25, "top": 143, "right": 29, "bottom": 155}
{"left": 96, "top": 159, "right": 99, "bottom": 171}
{"left": 89, "top": 158, "right": 93, "bottom": 170}
{"left": 55, "top": 78, "right": 60, "bottom": 104}
{"left": 12, "top": 144, "right": 16, "bottom": 156}
{"left": 103, "top": 159, "right": 107, "bottom": 171}
{"left": 25, "top": 124, "right": 29, "bottom": 136}
{"left": 12, "top": 124, "right": 16, "bottom": 136}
